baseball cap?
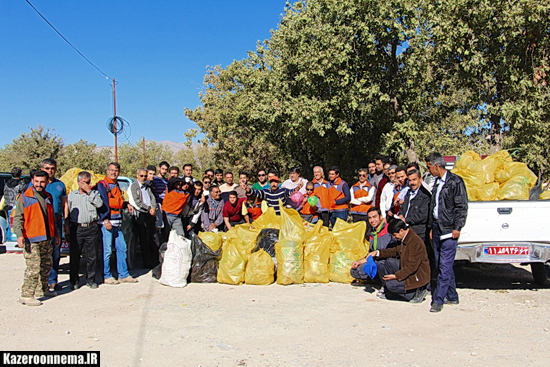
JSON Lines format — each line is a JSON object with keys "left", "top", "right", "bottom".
{"left": 269, "top": 176, "right": 280, "bottom": 182}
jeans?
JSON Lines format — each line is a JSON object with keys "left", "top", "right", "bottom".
{"left": 432, "top": 222, "right": 459, "bottom": 305}
{"left": 378, "top": 257, "right": 416, "bottom": 301}
{"left": 329, "top": 210, "right": 349, "bottom": 227}
{"left": 48, "top": 218, "right": 63, "bottom": 286}
{"left": 351, "top": 214, "right": 368, "bottom": 223}
{"left": 166, "top": 215, "right": 185, "bottom": 237}
{"left": 102, "top": 225, "right": 130, "bottom": 279}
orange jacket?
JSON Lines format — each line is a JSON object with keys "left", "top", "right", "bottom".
{"left": 162, "top": 189, "right": 189, "bottom": 216}
{"left": 350, "top": 181, "right": 372, "bottom": 215}
{"left": 328, "top": 177, "right": 350, "bottom": 212}
{"left": 299, "top": 195, "right": 319, "bottom": 218}
{"left": 311, "top": 178, "right": 330, "bottom": 213}
{"left": 20, "top": 187, "right": 55, "bottom": 243}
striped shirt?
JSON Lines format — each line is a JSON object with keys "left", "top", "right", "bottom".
{"left": 151, "top": 176, "right": 168, "bottom": 203}
{"left": 68, "top": 189, "right": 104, "bottom": 224}
{"left": 249, "top": 187, "right": 294, "bottom": 215}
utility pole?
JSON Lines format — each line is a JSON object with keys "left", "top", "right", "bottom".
{"left": 112, "top": 78, "right": 118, "bottom": 162}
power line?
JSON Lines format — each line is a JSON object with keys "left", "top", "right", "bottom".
{"left": 24, "top": 0, "right": 110, "bottom": 79}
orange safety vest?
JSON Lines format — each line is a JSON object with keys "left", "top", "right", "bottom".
{"left": 20, "top": 187, "right": 55, "bottom": 243}
{"left": 98, "top": 179, "right": 124, "bottom": 217}
{"left": 162, "top": 189, "right": 189, "bottom": 216}
{"left": 311, "top": 178, "right": 330, "bottom": 213}
{"left": 328, "top": 177, "right": 349, "bottom": 212}
{"left": 350, "top": 181, "right": 372, "bottom": 215}
{"left": 299, "top": 195, "right": 319, "bottom": 218}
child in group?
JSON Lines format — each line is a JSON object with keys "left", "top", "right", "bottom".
{"left": 298, "top": 181, "right": 319, "bottom": 223}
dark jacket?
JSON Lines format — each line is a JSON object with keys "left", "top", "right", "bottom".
{"left": 3, "top": 178, "right": 26, "bottom": 207}
{"left": 377, "top": 229, "right": 430, "bottom": 290}
{"left": 399, "top": 185, "right": 431, "bottom": 240}
{"left": 428, "top": 171, "right": 468, "bottom": 234}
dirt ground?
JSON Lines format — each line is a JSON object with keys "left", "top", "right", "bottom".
{"left": 1, "top": 250, "right": 549, "bottom": 367}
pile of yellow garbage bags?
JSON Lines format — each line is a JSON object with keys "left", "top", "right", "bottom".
{"left": 199, "top": 203, "right": 369, "bottom": 286}
{"left": 452, "top": 151, "right": 537, "bottom": 201}
{"left": 59, "top": 168, "right": 105, "bottom": 194}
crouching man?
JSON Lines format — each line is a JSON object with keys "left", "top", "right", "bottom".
{"left": 356, "top": 219, "right": 430, "bottom": 303}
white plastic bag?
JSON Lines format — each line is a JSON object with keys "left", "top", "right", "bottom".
{"left": 159, "top": 230, "right": 192, "bottom": 288}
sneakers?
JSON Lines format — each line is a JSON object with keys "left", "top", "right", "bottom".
{"left": 86, "top": 282, "right": 99, "bottom": 289}
{"left": 69, "top": 283, "right": 80, "bottom": 291}
{"left": 430, "top": 303, "right": 444, "bottom": 313}
{"left": 409, "top": 288, "right": 428, "bottom": 304}
{"left": 119, "top": 276, "right": 138, "bottom": 283}
{"left": 19, "top": 297, "right": 42, "bottom": 306}
{"left": 43, "top": 290, "right": 58, "bottom": 298}
{"left": 104, "top": 277, "right": 120, "bottom": 285}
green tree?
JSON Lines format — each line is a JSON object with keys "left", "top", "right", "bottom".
{"left": 0, "top": 125, "right": 63, "bottom": 173}
{"left": 58, "top": 139, "right": 112, "bottom": 175}
{"left": 117, "top": 139, "right": 175, "bottom": 177}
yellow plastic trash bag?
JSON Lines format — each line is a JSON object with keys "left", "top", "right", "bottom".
{"left": 474, "top": 182, "right": 500, "bottom": 201}
{"left": 304, "top": 222, "right": 331, "bottom": 283}
{"left": 245, "top": 249, "right": 274, "bottom": 285}
{"left": 60, "top": 168, "right": 105, "bottom": 194}
{"left": 275, "top": 205, "right": 306, "bottom": 285}
{"left": 495, "top": 162, "right": 537, "bottom": 186}
{"left": 329, "top": 251, "right": 356, "bottom": 283}
{"left": 540, "top": 190, "right": 550, "bottom": 200}
{"left": 330, "top": 219, "right": 368, "bottom": 283}
{"left": 198, "top": 232, "right": 222, "bottom": 252}
{"left": 217, "top": 235, "right": 247, "bottom": 285}
{"left": 452, "top": 168, "right": 482, "bottom": 189}
{"left": 235, "top": 226, "right": 260, "bottom": 255}
{"left": 251, "top": 207, "right": 281, "bottom": 230}
{"left": 498, "top": 176, "right": 532, "bottom": 201}
{"left": 468, "top": 156, "right": 504, "bottom": 185}
{"left": 454, "top": 151, "right": 481, "bottom": 170}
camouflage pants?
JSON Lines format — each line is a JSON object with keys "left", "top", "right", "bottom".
{"left": 21, "top": 240, "right": 53, "bottom": 298}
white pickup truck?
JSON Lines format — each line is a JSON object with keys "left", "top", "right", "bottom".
{"left": 440, "top": 157, "right": 550, "bottom": 286}
{"left": 456, "top": 200, "right": 550, "bottom": 285}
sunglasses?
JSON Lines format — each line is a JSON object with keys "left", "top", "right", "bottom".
{"left": 258, "top": 174, "right": 266, "bottom": 177}
{"left": 81, "top": 181, "right": 91, "bottom": 185}
{"left": 306, "top": 189, "right": 314, "bottom": 192}
{"left": 138, "top": 175, "right": 147, "bottom": 178}
{"left": 204, "top": 181, "right": 211, "bottom": 184}
{"left": 359, "top": 174, "right": 367, "bottom": 177}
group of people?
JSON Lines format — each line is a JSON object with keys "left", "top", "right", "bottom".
{"left": 9, "top": 151, "right": 468, "bottom": 313}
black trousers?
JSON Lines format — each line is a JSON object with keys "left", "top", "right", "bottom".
{"left": 135, "top": 213, "right": 160, "bottom": 269}
{"left": 69, "top": 223, "right": 100, "bottom": 285}
{"left": 319, "top": 212, "right": 330, "bottom": 227}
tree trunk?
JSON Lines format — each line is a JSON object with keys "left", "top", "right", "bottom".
{"left": 489, "top": 114, "right": 502, "bottom": 154}
{"left": 405, "top": 140, "right": 419, "bottom": 163}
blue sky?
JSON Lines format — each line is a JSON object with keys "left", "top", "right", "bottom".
{"left": 0, "top": 0, "right": 287, "bottom": 147}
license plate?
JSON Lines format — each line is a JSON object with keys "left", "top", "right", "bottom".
{"left": 484, "top": 246, "right": 529, "bottom": 256}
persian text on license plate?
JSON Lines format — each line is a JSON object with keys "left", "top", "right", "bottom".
{"left": 484, "top": 246, "right": 529, "bottom": 256}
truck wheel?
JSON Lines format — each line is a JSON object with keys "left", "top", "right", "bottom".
{"left": 531, "top": 263, "right": 550, "bottom": 286}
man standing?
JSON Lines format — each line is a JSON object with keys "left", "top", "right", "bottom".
{"left": 39, "top": 158, "right": 67, "bottom": 292}
{"left": 349, "top": 168, "right": 375, "bottom": 223}
{"left": 202, "top": 176, "right": 212, "bottom": 197}
{"left": 168, "top": 166, "right": 180, "bottom": 179}
{"left": 130, "top": 168, "right": 158, "bottom": 269}
{"left": 201, "top": 186, "right": 225, "bottom": 232}
{"left": 311, "top": 166, "right": 330, "bottom": 227}
{"left": 372, "top": 156, "right": 390, "bottom": 208}
{"left": 219, "top": 172, "right": 238, "bottom": 202}
{"left": 398, "top": 170, "right": 431, "bottom": 242}
{"left": 182, "top": 163, "right": 195, "bottom": 184}
{"left": 67, "top": 171, "right": 103, "bottom": 290}
{"left": 367, "top": 161, "right": 377, "bottom": 185}
{"left": 427, "top": 152, "right": 468, "bottom": 312}
{"left": 182, "top": 181, "right": 205, "bottom": 237}
{"left": 213, "top": 169, "right": 225, "bottom": 186}
{"left": 14, "top": 170, "right": 59, "bottom": 306}
{"left": 386, "top": 166, "right": 408, "bottom": 220}
{"left": 235, "top": 171, "right": 252, "bottom": 199}
{"left": 97, "top": 162, "right": 137, "bottom": 284}
{"left": 3, "top": 167, "right": 27, "bottom": 211}
{"left": 380, "top": 165, "right": 397, "bottom": 219}
{"left": 328, "top": 166, "right": 350, "bottom": 226}
{"left": 204, "top": 169, "right": 214, "bottom": 180}
{"left": 252, "top": 169, "right": 269, "bottom": 191}
{"left": 243, "top": 175, "right": 298, "bottom": 215}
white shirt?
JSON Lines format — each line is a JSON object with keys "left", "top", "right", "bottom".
{"left": 433, "top": 171, "right": 448, "bottom": 220}
{"left": 139, "top": 181, "right": 151, "bottom": 208}
{"left": 404, "top": 187, "right": 420, "bottom": 218}
{"left": 281, "top": 178, "right": 308, "bottom": 195}
{"left": 380, "top": 182, "right": 395, "bottom": 218}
